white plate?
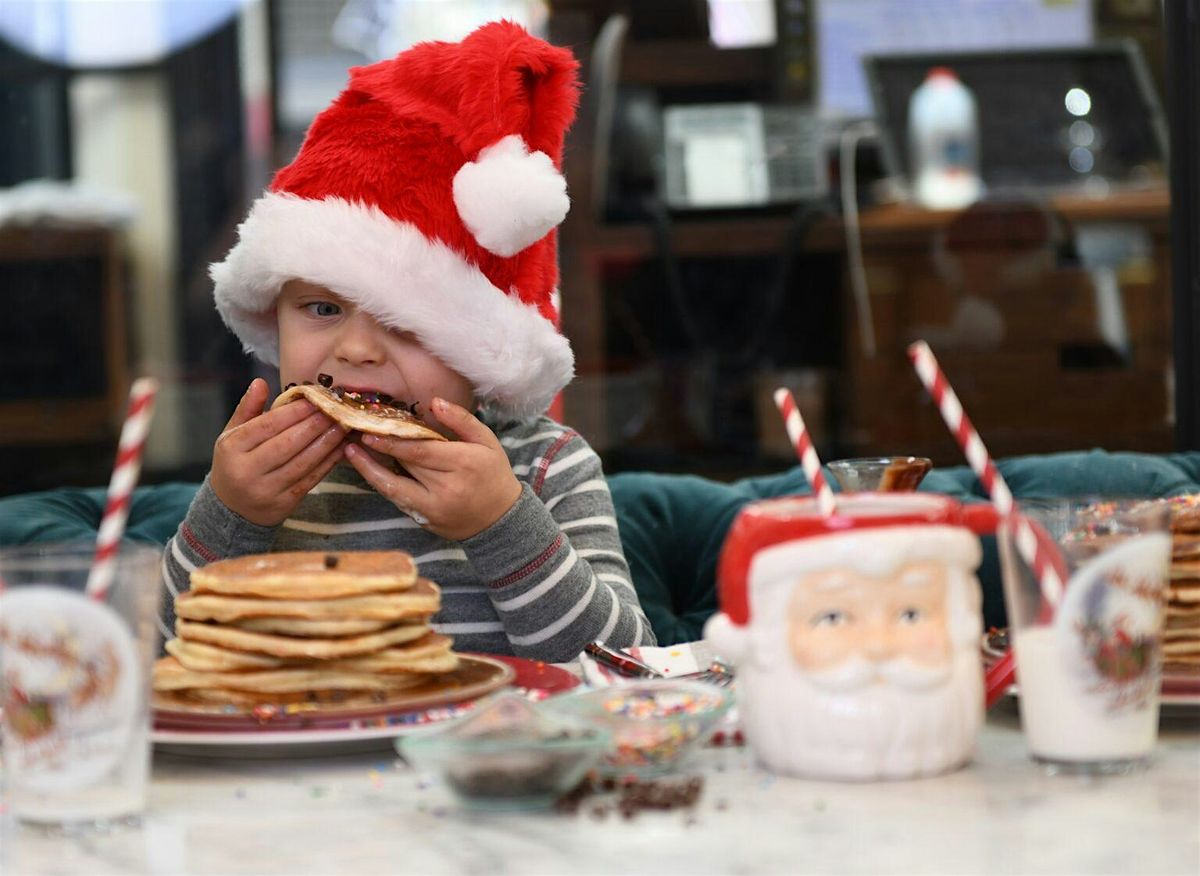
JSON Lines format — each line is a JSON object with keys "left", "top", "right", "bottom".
{"left": 152, "top": 718, "right": 455, "bottom": 759}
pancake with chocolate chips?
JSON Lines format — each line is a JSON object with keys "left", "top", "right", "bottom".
{"left": 151, "top": 551, "right": 517, "bottom": 715}
{"left": 189, "top": 550, "right": 418, "bottom": 599}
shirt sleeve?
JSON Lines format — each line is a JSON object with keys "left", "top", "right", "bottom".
{"left": 159, "top": 476, "right": 277, "bottom": 641}
{"left": 459, "top": 434, "right": 656, "bottom": 662}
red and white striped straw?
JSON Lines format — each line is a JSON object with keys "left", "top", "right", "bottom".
{"left": 907, "top": 341, "right": 1068, "bottom": 707}
{"left": 907, "top": 341, "right": 1064, "bottom": 605}
{"left": 774, "top": 388, "right": 836, "bottom": 517}
{"left": 85, "top": 377, "right": 159, "bottom": 601}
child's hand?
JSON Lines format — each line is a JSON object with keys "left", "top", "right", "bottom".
{"left": 210, "top": 378, "right": 348, "bottom": 526}
{"left": 344, "top": 397, "right": 522, "bottom": 541}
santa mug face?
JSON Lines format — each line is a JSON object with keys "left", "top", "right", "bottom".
{"left": 706, "top": 493, "right": 995, "bottom": 781}
{"left": 787, "top": 560, "right": 953, "bottom": 683}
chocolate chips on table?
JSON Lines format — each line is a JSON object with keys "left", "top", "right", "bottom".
{"left": 555, "top": 774, "right": 706, "bottom": 819}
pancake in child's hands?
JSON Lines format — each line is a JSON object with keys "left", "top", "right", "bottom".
{"left": 271, "top": 377, "right": 446, "bottom": 442}
{"left": 175, "top": 579, "right": 441, "bottom": 623}
{"left": 189, "top": 550, "right": 418, "bottom": 599}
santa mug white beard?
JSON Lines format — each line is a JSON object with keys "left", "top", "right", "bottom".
{"left": 707, "top": 509, "right": 990, "bottom": 781}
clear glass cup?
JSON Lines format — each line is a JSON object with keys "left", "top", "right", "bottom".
{"left": 827, "top": 456, "right": 932, "bottom": 492}
{"left": 0, "top": 541, "right": 162, "bottom": 827}
{"left": 998, "top": 499, "right": 1170, "bottom": 774}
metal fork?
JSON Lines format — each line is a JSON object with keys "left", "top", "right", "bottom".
{"left": 584, "top": 641, "right": 735, "bottom": 687}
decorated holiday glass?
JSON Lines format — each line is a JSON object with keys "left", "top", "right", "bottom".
{"left": 705, "top": 492, "right": 997, "bottom": 780}
{"left": 0, "top": 541, "right": 162, "bottom": 827}
{"left": 999, "top": 499, "right": 1169, "bottom": 773}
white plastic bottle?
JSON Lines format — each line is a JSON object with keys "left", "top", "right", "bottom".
{"left": 907, "top": 67, "right": 983, "bottom": 210}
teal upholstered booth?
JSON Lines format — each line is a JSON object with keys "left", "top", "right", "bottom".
{"left": 2, "top": 451, "right": 1198, "bottom": 645}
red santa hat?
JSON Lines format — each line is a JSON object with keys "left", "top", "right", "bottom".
{"left": 210, "top": 21, "right": 580, "bottom": 418}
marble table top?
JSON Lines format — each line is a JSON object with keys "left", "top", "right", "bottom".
{"left": 2, "top": 702, "right": 1197, "bottom": 875}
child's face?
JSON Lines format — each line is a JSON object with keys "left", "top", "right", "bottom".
{"left": 276, "top": 280, "right": 474, "bottom": 427}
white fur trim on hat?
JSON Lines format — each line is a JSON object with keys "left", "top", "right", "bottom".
{"left": 453, "top": 135, "right": 569, "bottom": 257}
{"left": 210, "top": 192, "right": 574, "bottom": 419}
{"left": 748, "top": 525, "right": 982, "bottom": 592}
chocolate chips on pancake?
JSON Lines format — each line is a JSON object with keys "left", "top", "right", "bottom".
{"left": 271, "top": 380, "right": 446, "bottom": 442}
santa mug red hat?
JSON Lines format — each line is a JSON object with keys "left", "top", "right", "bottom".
{"left": 211, "top": 21, "right": 580, "bottom": 418}
{"left": 710, "top": 493, "right": 994, "bottom": 635}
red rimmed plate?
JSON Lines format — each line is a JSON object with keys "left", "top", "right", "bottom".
{"left": 152, "top": 654, "right": 580, "bottom": 757}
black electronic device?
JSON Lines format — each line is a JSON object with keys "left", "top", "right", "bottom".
{"left": 863, "top": 41, "right": 1168, "bottom": 196}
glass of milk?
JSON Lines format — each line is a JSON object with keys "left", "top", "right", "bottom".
{"left": 0, "top": 541, "right": 162, "bottom": 828}
{"left": 998, "top": 499, "right": 1170, "bottom": 774}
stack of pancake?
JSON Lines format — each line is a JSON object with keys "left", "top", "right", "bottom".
{"left": 152, "top": 550, "right": 459, "bottom": 707}
{"left": 1165, "top": 497, "right": 1200, "bottom": 677}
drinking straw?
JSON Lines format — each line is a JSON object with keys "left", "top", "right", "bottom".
{"left": 906, "top": 341, "right": 1066, "bottom": 706}
{"left": 84, "top": 377, "right": 159, "bottom": 601}
{"left": 774, "top": 387, "right": 836, "bottom": 517}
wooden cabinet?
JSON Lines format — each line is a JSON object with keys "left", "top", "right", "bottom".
{"left": 841, "top": 189, "right": 1173, "bottom": 463}
{"left": 559, "top": 188, "right": 1173, "bottom": 466}
{"left": 0, "top": 225, "right": 127, "bottom": 446}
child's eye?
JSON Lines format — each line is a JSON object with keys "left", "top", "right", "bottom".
{"left": 304, "top": 302, "right": 341, "bottom": 318}
{"left": 898, "top": 607, "right": 923, "bottom": 624}
{"left": 812, "top": 610, "right": 850, "bottom": 628}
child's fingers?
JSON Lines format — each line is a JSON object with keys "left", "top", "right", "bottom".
{"left": 427, "top": 397, "right": 499, "bottom": 448}
{"left": 344, "top": 443, "right": 431, "bottom": 517}
{"left": 360, "top": 433, "right": 455, "bottom": 472}
{"left": 284, "top": 440, "right": 346, "bottom": 502}
{"left": 251, "top": 412, "right": 345, "bottom": 470}
{"left": 262, "top": 421, "right": 347, "bottom": 487}
{"left": 223, "top": 379, "right": 270, "bottom": 432}
{"left": 221, "top": 397, "right": 320, "bottom": 454}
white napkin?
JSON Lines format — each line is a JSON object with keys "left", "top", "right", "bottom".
{"left": 577, "top": 643, "right": 708, "bottom": 687}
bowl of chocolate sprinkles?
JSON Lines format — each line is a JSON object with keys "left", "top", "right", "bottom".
{"left": 397, "top": 693, "right": 610, "bottom": 811}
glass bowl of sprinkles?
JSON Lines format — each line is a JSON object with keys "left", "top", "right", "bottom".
{"left": 397, "top": 693, "right": 611, "bottom": 811}
{"left": 545, "top": 680, "right": 734, "bottom": 778}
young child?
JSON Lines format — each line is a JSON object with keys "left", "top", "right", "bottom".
{"left": 161, "top": 22, "right": 655, "bottom": 662}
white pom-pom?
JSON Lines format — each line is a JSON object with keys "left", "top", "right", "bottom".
{"left": 453, "top": 135, "right": 569, "bottom": 257}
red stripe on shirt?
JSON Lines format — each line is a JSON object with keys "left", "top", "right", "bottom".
{"left": 532, "top": 431, "right": 577, "bottom": 496}
{"left": 489, "top": 533, "right": 564, "bottom": 589}
{"left": 180, "top": 523, "right": 219, "bottom": 564}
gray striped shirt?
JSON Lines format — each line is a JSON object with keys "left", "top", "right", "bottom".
{"left": 161, "top": 415, "right": 655, "bottom": 662}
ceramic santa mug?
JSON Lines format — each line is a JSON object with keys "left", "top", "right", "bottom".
{"left": 704, "top": 492, "right": 1000, "bottom": 781}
